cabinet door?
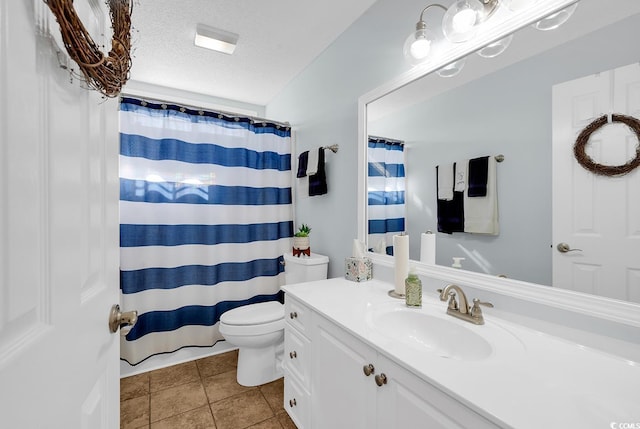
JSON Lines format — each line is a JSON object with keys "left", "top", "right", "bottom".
{"left": 311, "top": 314, "right": 377, "bottom": 429}
{"left": 376, "top": 355, "right": 500, "bottom": 429}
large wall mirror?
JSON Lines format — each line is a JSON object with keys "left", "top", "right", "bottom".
{"left": 358, "top": 0, "right": 640, "bottom": 312}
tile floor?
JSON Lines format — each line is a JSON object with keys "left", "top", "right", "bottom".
{"left": 120, "top": 350, "right": 297, "bottom": 429}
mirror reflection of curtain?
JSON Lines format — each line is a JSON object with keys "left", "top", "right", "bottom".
{"left": 367, "top": 137, "right": 405, "bottom": 255}
{"left": 119, "top": 97, "right": 293, "bottom": 365}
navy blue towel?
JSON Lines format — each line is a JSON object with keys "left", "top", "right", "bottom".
{"left": 436, "top": 164, "right": 464, "bottom": 234}
{"left": 297, "top": 151, "right": 309, "bottom": 178}
{"left": 468, "top": 156, "right": 489, "bottom": 197}
{"left": 309, "top": 148, "right": 327, "bottom": 196}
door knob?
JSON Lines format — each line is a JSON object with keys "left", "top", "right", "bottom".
{"left": 109, "top": 304, "right": 138, "bottom": 334}
{"left": 556, "top": 243, "right": 583, "bottom": 253}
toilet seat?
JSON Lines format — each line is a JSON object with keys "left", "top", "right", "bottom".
{"left": 219, "top": 301, "right": 284, "bottom": 336}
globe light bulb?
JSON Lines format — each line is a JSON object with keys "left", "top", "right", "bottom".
{"left": 410, "top": 38, "right": 431, "bottom": 60}
{"left": 452, "top": 8, "right": 477, "bottom": 33}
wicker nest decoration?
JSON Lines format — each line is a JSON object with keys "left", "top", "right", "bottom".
{"left": 45, "top": 0, "right": 133, "bottom": 98}
{"left": 574, "top": 113, "right": 640, "bottom": 176}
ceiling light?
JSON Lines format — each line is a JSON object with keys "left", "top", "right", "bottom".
{"left": 194, "top": 24, "right": 239, "bottom": 55}
{"left": 532, "top": 3, "right": 578, "bottom": 31}
{"left": 403, "top": 4, "right": 447, "bottom": 65}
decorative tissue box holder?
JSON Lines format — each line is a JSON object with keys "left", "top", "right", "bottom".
{"left": 345, "top": 257, "right": 372, "bottom": 282}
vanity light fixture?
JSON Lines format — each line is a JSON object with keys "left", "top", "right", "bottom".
{"left": 502, "top": 0, "right": 539, "bottom": 12}
{"left": 436, "top": 58, "right": 466, "bottom": 77}
{"left": 532, "top": 3, "right": 578, "bottom": 31}
{"left": 477, "top": 34, "right": 513, "bottom": 58}
{"left": 442, "top": 0, "right": 500, "bottom": 43}
{"left": 404, "top": 0, "right": 502, "bottom": 66}
{"left": 194, "top": 24, "right": 239, "bottom": 54}
{"left": 403, "top": 4, "right": 447, "bottom": 65}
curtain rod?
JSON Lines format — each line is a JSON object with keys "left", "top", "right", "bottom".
{"left": 120, "top": 93, "right": 291, "bottom": 129}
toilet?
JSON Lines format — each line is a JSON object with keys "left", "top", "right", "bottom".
{"left": 219, "top": 252, "right": 329, "bottom": 386}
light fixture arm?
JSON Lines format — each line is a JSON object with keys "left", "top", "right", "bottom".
{"left": 417, "top": 3, "right": 447, "bottom": 29}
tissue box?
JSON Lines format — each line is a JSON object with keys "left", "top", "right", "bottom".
{"left": 345, "top": 257, "right": 372, "bottom": 282}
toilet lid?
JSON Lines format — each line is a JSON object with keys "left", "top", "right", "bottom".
{"left": 220, "top": 301, "right": 284, "bottom": 326}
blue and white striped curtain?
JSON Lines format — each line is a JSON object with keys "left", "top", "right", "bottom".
{"left": 367, "top": 137, "right": 405, "bottom": 256}
{"left": 119, "top": 97, "right": 293, "bottom": 365}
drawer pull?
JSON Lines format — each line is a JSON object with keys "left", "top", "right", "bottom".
{"left": 362, "top": 363, "right": 375, "bottom": 376}
{"left": 375, "top": 373, "right": 387, "bottom": 387}
{"left": 289, "top": 398, "right": 297, "bottom": 407}
{"left": 289, "top": 351, "right": 297, "bottom": 359}
{"left": 289, "top": 311, "right": 298, "bottom": 319}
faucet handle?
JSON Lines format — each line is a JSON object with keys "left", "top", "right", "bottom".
{"left": 470, "top": 298, "right": 493, "bottom": 320}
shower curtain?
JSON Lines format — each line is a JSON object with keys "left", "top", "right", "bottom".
{"left": 119, "top": 97, "right": 293, "bottom": 365}
{"left": 367, "top": 137, "right": 405, "bottom": 255}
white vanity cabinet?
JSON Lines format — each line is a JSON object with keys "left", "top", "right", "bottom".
{"left": 284, "top": 294, "right": 501, "bottom": 429}
{"left": 283, "top": 295, "right": 313, "bottom": 429}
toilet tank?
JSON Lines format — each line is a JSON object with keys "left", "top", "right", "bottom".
{"left": 284, "top": 252, "right": 329, "bottom": 284}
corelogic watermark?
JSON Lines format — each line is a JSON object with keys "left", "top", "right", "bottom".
{"left": 610, "top": 423, "right": 640, "bottom": 429}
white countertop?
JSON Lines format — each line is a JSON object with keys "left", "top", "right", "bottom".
{"left": 283, "top": 278, "right": 640, "bottom": 429}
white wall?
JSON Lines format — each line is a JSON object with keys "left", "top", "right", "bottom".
{"left": 266, "top": 0, "right": 424, "bottom": 277}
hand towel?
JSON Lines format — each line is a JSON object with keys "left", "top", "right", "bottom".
{"left": 437, "top": 191, "right": 465, "bottom": 234}
{"left": 309, "top": 147, "right": 327, "bottom": 196}
{"left": 296, "top": 151, "right": 309, "bottom": 178}
{"left": 464, "top": 156, "right": 499, "bottom": 235}
{"left": 467, "top": 156, "right": 488, "bottom": 197}
{"left": 437, "top": 163, "right": 464, "bottom": 234}
{"left": 454, "top": 159, "right": 467, "bottom": 192}
{"left": 306, "top": 147, "right": 319, "bottom": 176}
{"left": 437, "top": 163, "right": 454, "bottom": 201}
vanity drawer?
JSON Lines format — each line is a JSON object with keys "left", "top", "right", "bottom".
{"left": 284, "top": 325, "right": 311, "bottom": 387}
{"left": 284, "top": 372, "right": 310, "bottom": 429}
{"left": 284, "top": 295, "right": 311, "bottom": 335}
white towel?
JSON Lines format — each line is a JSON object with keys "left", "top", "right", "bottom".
{"left": 306, "top": 147, "right": 319, "bottom": 176}
{"left": 464, "top": 157, "right": 499, "bottom": 235}
{"left": 437, "top": 163, "right": 454, "bottom": 201}
{"left": 454, "top": 160, "right": 467, "bottom": 192}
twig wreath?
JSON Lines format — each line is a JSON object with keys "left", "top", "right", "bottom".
{"left": 44, "top": 0, "right": 133, "bottom": 98}
{"left": 574, "top": 113, "right": 640, "bottom": 176}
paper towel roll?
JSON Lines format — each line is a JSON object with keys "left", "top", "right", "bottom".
{"left": 420, "top": 232, "right": 436, "bottom": 264}
{"left": 393, "top": 234, "right": 409, "bottom": 295}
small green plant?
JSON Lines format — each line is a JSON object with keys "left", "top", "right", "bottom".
{"left": 294, "top": 224, "right": 312, "bottom": 237}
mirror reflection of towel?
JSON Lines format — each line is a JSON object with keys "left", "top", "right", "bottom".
{"left": 464, "top": 157, "right": 499, "bottom": 235}
{"left": 437, "top": 163, "right": 454, "bottom": 201}
{"left": 437, "top": 191, "right": 464, "bottom": 234}
{"left": 437, "top": 163, "right": 464, "bottom": 234}
{"left": 467, "top": 156, "right": 488, "bottom": 197}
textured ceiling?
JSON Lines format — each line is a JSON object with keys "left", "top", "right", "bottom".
{"left": 129, "top": 0, "right": 378, "bottom": 106}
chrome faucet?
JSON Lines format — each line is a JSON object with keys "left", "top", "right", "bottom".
{"left": 437, "top": 284, "right": 493, "bottom": 325}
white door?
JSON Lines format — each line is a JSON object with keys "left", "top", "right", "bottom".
{"left": 552, "top": 63, "right": 640, "bottom": 302}
{"left": 0, "top": 2, "right": 121, "bottom": 427}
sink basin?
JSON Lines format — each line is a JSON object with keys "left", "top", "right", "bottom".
{"left": 368, "top": 305, "right": 493, "bottom": 361}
